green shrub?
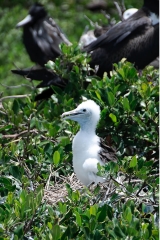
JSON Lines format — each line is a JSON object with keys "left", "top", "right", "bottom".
{"left": 0, "top": 43, "right": 158, "bottom": 239}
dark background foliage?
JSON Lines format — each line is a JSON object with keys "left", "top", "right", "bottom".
{"left": 0, "top": 0, "right": 142, "bottom": 96}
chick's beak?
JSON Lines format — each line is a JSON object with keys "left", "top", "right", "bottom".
{"left": 61, "top": 109, "right": 82, "bottom": 120}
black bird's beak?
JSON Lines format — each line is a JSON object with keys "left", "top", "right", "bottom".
{"left": 16, "top": 14, "right": 33, "bottom": 28}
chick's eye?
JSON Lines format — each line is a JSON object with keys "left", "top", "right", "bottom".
{"left": 83, "top": 109, "right": 86, "bottom": 112}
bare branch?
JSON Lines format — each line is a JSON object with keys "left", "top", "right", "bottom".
{"left": 114, "top": 1, "right": 123, "bottom": 20}
{"left": 84, "top": 15, "right": 101, "bottom": 29}
{"left": 101, "top": 10, "right": 111, "bottom": 20}
{"left": 0, "top": 83, "right": 35, "bottom": 90}
{"left": 2, "top": 129, "right": 38, "bottom": 139}
{"left": 0, "top": 94, "right": 31, "bottom": 102}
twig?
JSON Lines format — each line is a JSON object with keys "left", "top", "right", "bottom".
{"left": 0, "top": 83, "right": 35, "bottom": 90}
{"left": 101, "top": 10, "right": 110, "bottom": 20}
{"left": 114, "top": 1, "right": 123, "bottom": 20}
{"left": 121, "top": 0, "right": 126, "bottom": 12}
{"left": 2, "top": 129, "right": 38, "bottom": 139}
{"left": 123, "top": 179, "right": 143, "bottom": 184}
{"left": 103, "top": 181, "right": 115, "bottom": 201}
{"left": 110, "top": 175, "right": 127, "bottom": 189}
{"left": 136, "top": 181, "right": 146, "bottom": 196}
{"left": 104, "top": 187, "right": 116, "bottom": 198}
{"left": 45, "top": 165, "right": 53, "bottom": 190}
{"left": 147, "top": 173, "right": 159, "bottom": 178}
{"left": 0, "top": 110, "right": 7, "bottom": 115}
{"left": 84, "top": 15, "right": 100, "bottom": 29}
{"left": 45, "top": 166, "right": 64, "bottom": 190}
{"left": 0, "top": 94, "right": 31, "bottom": 102}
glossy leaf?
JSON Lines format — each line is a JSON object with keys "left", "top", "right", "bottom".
{"left": 53, "top": 151, "right": 60, "bottom": 166}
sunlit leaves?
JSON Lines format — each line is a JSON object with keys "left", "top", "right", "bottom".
{"left": 53, "top": 151, "right": 60, "bottom": 166}
{"left": 129, "top": 155, "right": 137, "bottom": 168}
{"left": 109, "top": 113, "right": 117, "bottom": 123}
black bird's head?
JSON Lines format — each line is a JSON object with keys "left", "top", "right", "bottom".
{"left": 16, "top": 3, "right": 47, "bottom": 28}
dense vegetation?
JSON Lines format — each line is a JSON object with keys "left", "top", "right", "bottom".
{"left": 0, "top": 0, "right": 159, "bottom": 239}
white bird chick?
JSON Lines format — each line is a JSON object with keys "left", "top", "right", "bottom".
{"left": 62, "top": 100, "right": 116, "bottom": 186}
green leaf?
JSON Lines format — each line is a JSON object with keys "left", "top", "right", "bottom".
{"left": 53, "top": 151, "right": 60, "bottom": 166}
{"left": 58, "top": 136, "right": 70, "bottom": 146}
{"left": 124, "top": 207, "right": 132, "bottom": 223}
{"left": 72, "top": 190, "right": 80, "bottom": 201}
{"left": 109, "top": 113, "right": 117, "bottom": 123}
{"left": 107, "top": 91, "right": 115, "bottom": 106}
{"left": 30, "top": 117, "right": 36, "bottom": 128}
{"left": 141, "top": 83, "right": 148, "bottom": 92}
{"left": 74, "top": 65, "right": 79, "bottom": 74}
{"left": 35, "top": 184, "right": 44, "bottom": 206}
{"left": 114, "top": 226, "right": 126, "bottom": 238}
{"left": 95, "top": 90, "right": 102, "bottom": 100}
{"left": 155, "top": 177, "right": 159, "bottom": 184}
{"left": 90, "top": 205, "right": 97, "bottom": 216}
{"left": 129, "top": 155, "right": 137, "bottom": 168}
{"left": 152, "top": 229, "right": 159, "bottom": 238}
{"left": 52, "top": 225, "right": 61, "bottom": 240}
{"left": 122, "top": 97, "right": 130, "bottom": 111}
{"left": 12, "top": 99, "right": 20, "bottom": 114}
{"left": 48, "top": 222, "right": 52, "bottom": 230}
{"left": 74, "top": 211, "right": 82, "bottom": 226}
{"left": 118, "top": 68, "right": 125, "bottom": 78}
{"left": 0, "top": 124, "right": 12, "bottom": 132}
{"left": 97, "top": 204, "right": 107, "bottom": 222}
{"left": 14, "top": 224, "right": 24, "bottom": 237}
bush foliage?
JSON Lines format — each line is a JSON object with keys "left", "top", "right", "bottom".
{"left": 0, "top": 0, "right": 158, "bottom": 239}
{"left": 0, "top": 42, "right": 159, "bottom": 239}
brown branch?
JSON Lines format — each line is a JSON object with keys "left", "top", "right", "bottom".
{"left": 0, "top": 94, "right": 31, "bottom": 102}
{"left": 114, "top": 1, "right": 123, "bottom": 20}
{"left": 2, "top": 129, "right": 38, "bottom": 139}
{"left": 0, "top": 83, "right": 35, "bottom": 90}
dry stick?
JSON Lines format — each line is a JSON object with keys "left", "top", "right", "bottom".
{"left": 123, "top": 179, "right": 143, "bottom": 184}
{"left": 45, "top": 165, "right": 53, "bottom": 190}
{"left": 0, "top": 83, "right": 35, "bottom": 90}
{"left": 3, "top": 129, "right": 57, "bottom": 145}
{"left": 105, "top": 187, "right": 117, "bottom": 198}
{"left": 101, "top": 10, "right": 111, "bottom": 20}
{"left": 0, "top": 94, "right": 31, "bottom": 102}
{"left": 148, "top": 173, "right": 159, "bottom": 178}
{"left": 0, "top": 110, "right": 7, "bottom": 115}
{"left": 2, "top": 129, "right": 38, "bottom": 139}
{"left": 84, "top": 15, "right": 100, "bottom": 29}
{"left": 110, "top": 176, "right": 139, "bottom": 198}
{"left": 45, "top": 166, "right": 64, "bottom": 190}
{"left": 114, "top": 1, "right": 123, "bottom": 20}
{"left": 103, "top": 181, "right": 115, "bottom": 201}
{"left": 121, "top": 0, "right": 126, "bottom": 12}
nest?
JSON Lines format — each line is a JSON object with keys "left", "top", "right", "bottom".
{"left": 43, "top": 173, "right": 83, "bottom": 205}
{"left": 43, "top": 173, "right": 117, "bottom": 206}
{"left": 43, "top": 171, "right": 159, "bottom": 217}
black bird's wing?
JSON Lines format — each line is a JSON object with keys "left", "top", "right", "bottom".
{"left": 34, "top": 88, "right": 55, "bottom": 101}
{"left": 99, "top": 138, "right": 117, "bottom": 164}
{"left": 11, "top": 67, "right": 66, "bottom": 88}
{"left": 31, "top": 21, "right": 61, "bottom": 60}
{"left": 32, "top": 17, "right": 71, "bottom": 61}
{"left": 84, "top": 10, "right": 152, "bottom": 52}
{"left": 44, "top": 18, "right": 72, "bottom": 47}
